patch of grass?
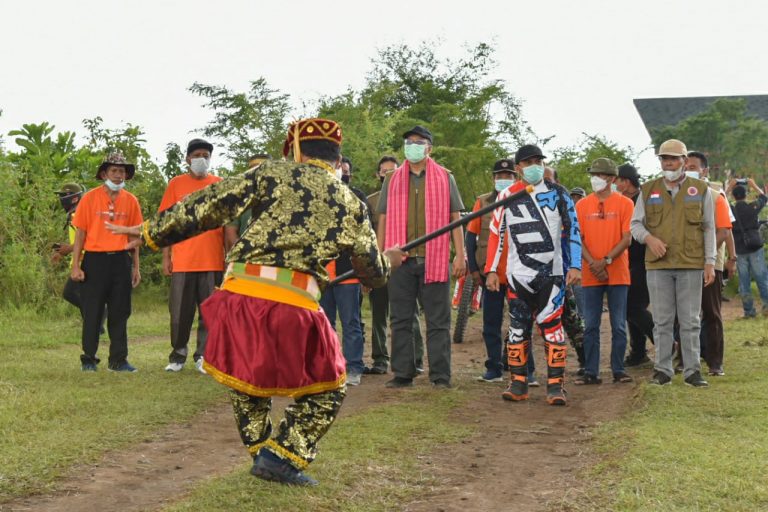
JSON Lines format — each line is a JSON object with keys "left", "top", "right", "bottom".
{"left": 0, "top": 287, "right": 224, "bottom": 500}
{"left": 162, "top": 388, "right": 471, "bottom": 512}
{"left": 574, "top": 316, "right": 768, "bottom": 511}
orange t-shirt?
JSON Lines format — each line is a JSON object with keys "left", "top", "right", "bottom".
{"left": 575, "top": 192, "right": 634, "bottom": 287}
{"left": 714, "top": 193, "right": 732, "bottom": 229}
{"left": 72, "top": 186, "right": 143, "bottom": 252}
{"left": 159, "top": 174, "right": 225, "bottom": 272}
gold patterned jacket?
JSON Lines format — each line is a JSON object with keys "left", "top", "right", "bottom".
{"left": 145, "top": 159, "right": 389, "bottom": 290}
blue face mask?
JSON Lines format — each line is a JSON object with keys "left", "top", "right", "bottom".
{"left": 404, "top": 143, "right": 427, "bottom": 163}
{"left": 523, "top": 164, "right": 545, "bottom": 184}
{"left": 105, "top": 180, "right": 125, "bottom": 192}
{"left": 687, "top": 171, "right": 700, "bottom": 180}
{"left": 494, "top": 179, "right": 515, "bottom": 192}
{"left": 610, "top": 183, "right": 618, "bottom": 192}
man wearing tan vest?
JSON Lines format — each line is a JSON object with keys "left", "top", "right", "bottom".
{"left": 630, "top": 139, "right": 716, "bottom": 388}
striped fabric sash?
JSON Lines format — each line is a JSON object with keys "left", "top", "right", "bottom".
{"left": 220, "top": 262, "right": 321, "bottom": 311}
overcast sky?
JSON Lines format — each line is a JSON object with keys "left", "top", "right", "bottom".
{"left": 1, "top": 0, "right": 765, "bottom": 175}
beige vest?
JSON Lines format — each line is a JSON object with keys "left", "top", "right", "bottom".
{"left": 641, "top": 177, "right": 708, "bottom": 270}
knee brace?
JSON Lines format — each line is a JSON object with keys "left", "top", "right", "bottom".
{"left": 507, "top": 340, "right": 529, "bottom": 370}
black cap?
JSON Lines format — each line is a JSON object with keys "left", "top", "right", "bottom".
{"left": 187, "top": 138, "right": 214, "bottom": 156}
{"left": 570, "top": 187, "right": 586, "bottom": 198}
{"left": 618, "top": 162, "right": 640, "bottom": 187}
{"left": 617, "top": 163, "right": 639, "bottom": 180}
{"left": 493, "top": 158, "right": 515, "bottom": 173}
{"left": 402, "top": 125, "right": 433, "bottom": 144}
{"left": 514, "top": 144, "right": 546, "bottom": 164}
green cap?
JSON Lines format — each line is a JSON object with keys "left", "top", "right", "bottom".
{"left": 588, "top": 157, "right": 618, "bottom": 176}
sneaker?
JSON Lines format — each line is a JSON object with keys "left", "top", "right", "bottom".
{"left": 432, "top": 378, "right": 452, "bottom": 389}
{"left": 575, "top": 367, "right": 586, "bottom": 377}
{"left": 625, "top": 354, "right": 651, "bottom": 367}
{"left": 501, "top": 376, "right": 528, "bottom": 401}
{"left": 363, "top": 365, "right": 387, "bottom": 375}
{"left": 385, "top": 377, "right": 413, "bottom": 388}
{"left": 195, "top": 358, "right": 207, "bottom": 375}
{"left": 109, "top": 361, "right": 137, "bottom": 373}
{"left": 81, "top": 362, "right": 98, "bottom": 372}
{"left": 684, "top": 371, "right": 709, "bottom": 388}
{"left": 346, "top": 373, "right": 362, "bottom": 386}
{"left": 415, "top": 362, "right": 424, "bottom": 374}
{"left": 250, "top": 449, "right": 318, "bottom": 486}
{"left": 477, "top": 371, "right": 503, "bottom": 383}
{"left": 528, "top": 376, "right": 541, "bottom": 387}
{"left": 649, "top": 371, "right": 672, "bottom": 386}
{"left": 708, "top": 367, "right": 725, "bottom": 377}
{"left": 165, "top": 362, "right": 184, "bottom": 372}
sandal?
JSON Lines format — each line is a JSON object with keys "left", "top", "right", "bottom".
{"left": 613, "top": 373, "right": 633, "bottom": 383}
{"left": 574, "top": 374, "right": 602, "bottom": 385}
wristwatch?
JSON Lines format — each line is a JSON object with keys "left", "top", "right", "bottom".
{"left": 604, "top": 256, "right": 613, "bottom": 265}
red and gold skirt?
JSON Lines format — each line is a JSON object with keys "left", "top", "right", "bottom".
{"left": 200, "top": 266, "right": 345, "bottom": 398}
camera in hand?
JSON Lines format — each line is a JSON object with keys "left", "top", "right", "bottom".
{"left": 736, "top": 178, "right": 748, "bottom": 185}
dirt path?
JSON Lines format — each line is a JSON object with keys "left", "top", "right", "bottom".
{"left": 7, "top": 299, "right": 742, "bottom": 512}
{"left": 403, "top": 318, "right": 636, "bottom": 512}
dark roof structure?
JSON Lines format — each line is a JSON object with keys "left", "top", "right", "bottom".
{"left": 633, "top": 94, "right": 768, "bottom": 136}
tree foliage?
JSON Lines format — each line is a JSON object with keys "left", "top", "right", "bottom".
{"left": 651, "top": 98, "right": 768, "bottom": 183}
{"left": 189, "top": 78, "right": 291, "bottom": 170}
{"left": 319, "top": 41, "right": 532, "bottom": 202}
{"left": 549, "top": 134, "right": 637, "bottom": 192}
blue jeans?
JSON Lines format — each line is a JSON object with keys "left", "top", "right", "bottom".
{"left": 582, "top": 285, "right": 628, "bottom": 377}
{"left": 320, "top": 283, "right": 364, "bottom": 375}
{"left": 737, "top": 246, "right": 768, "bottom": 316}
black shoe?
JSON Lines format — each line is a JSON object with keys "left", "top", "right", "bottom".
{"left": 363, "top": 366, "right": 387, "bottom": 375}
{"left": 415, "top": 361, "right": 424, "bottom": 374}
{"left": 650, "top": 371, "right": 672, "bottom": 386}
{"left": 432, "top": 378, "right": 451, "bottom": 389}
{"left": 684, "top": 371, "right": 709, "bottom": 388}
{"left": 385, "top": 377, "right": 414, "bottom": 388}
{"left": 625, "top": 354, "right": 650, "bottom": 367}
{"left": 250, "top": 450, "right": 317, "bottom": 486}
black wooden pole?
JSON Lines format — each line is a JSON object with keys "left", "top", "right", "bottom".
{"left": 328, "top": 184, "right": 533, "bottom": 286}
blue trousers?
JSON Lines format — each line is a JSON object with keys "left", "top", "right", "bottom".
{"left": 320, "top": 283, "right": 364, "bottom": 375}
{"left": 582, "top": 285, "right": 628, "bottom": 377}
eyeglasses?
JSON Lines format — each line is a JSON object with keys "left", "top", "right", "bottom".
{"left": 404, "top": 140, "right": 429, "bottom": 146}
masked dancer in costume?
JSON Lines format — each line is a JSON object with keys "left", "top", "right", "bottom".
{"left": 108, "top": 118, "right": 405, "bottom": 486}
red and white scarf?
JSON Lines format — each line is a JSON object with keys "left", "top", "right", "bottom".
{"left": 385, "top": 157, "right": 450, "bottom": 283}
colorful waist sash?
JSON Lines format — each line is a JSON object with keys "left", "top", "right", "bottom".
{"left": 221, "top": 262, "right": 321, "bottom": 311}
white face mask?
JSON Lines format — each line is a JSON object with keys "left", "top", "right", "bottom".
{"left": 663, "top": 167, "right": 683, "bottom": 182}
{"left": 686, "top": 171, "right": 700, "bottom": 180}
{"left": 590, "top": 176, "right": 608, "bottom": 193}
{"left": 105, "top": 179, "right": 125, "bottom": 192}
{"left": 189, "top": 157, "right": 210, "bottom": 176}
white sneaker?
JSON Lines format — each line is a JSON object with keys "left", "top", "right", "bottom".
{"left": 165, "top": 362, "right": 184, "bottom": 372}
{"left": 195, "top": 358, "right": 207, "bottom": 374}
{"left": 346, "top": 373, "right": 362, "bottom": 386}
